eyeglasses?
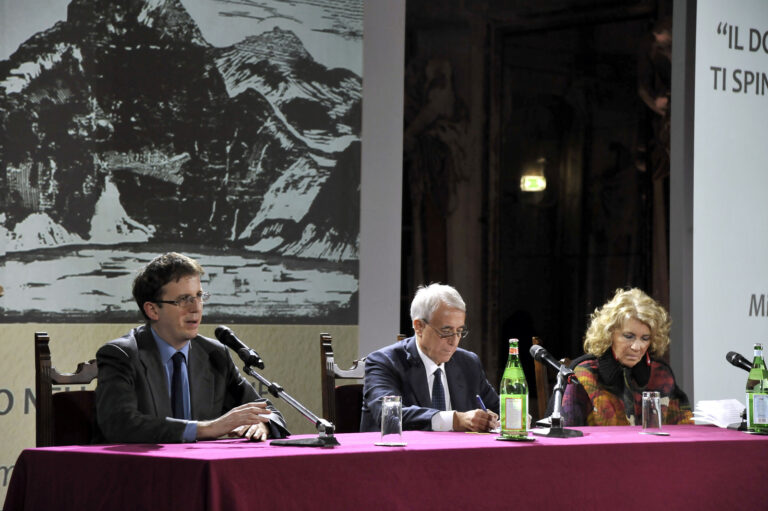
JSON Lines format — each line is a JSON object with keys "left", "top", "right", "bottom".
{"left": 424, "top": 320, "right": 469, "bottom": 340}
{"left": 154, "top": 291, "right": 211, "bottom": 309}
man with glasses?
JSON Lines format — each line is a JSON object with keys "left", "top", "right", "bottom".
{"left": 361, "top": 284, "right": 499, "bottom": 432}
{"left": 94, "top": 252, "right": 288, "bottom": 443}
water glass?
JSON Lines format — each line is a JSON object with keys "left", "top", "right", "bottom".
{"left": 376, "top": 395, "right": 406, "bottom": 446}
{"left": 641, "top": 391, "right": 668, "bottom": 435}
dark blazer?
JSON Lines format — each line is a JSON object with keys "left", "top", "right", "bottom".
{"left": 360, "top": 336, "right": 499, "bottom": 432}
{"left": 94, "top": 325, "right": 288, "bottom": 443}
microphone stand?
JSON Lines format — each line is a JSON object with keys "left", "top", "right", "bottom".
{"left": 723, "top": 358, "right": 751, "bottom": 432}
{"left": 737, "top": 408, "right": 748, "bottom": 431}
{"left": 533, "top": 368, "right": 583, "bottom": 438}
{"left": 241, "top": 364, "right": 340, "bottom": 448}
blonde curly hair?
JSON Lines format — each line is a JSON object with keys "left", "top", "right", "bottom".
{"left": 583, "top": 288, "right": 671, "bottom": 357}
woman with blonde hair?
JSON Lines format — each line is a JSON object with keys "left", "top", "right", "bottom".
{"left": 562, "top": 288, "right": 693, "bottom": 426}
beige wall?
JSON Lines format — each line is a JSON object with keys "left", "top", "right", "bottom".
{"left": 0, "top": 323, "right": 358, "bottom": 503}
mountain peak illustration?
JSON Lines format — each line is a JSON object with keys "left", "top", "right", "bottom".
{"left": 66, "top": 0, "right": 209, "bottom": 47}
{"left": 235, "top": 27, "right": 312, "bottom": 64}
{"left": 1, "top": 1, "right": 360, "bottom": 264}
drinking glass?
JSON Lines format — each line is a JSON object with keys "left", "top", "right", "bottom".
{"left": 640, "top": 391, "right": 669, "bottom": 435}
{"left": 375, "top": 395, "right": 407, "bottom": 446}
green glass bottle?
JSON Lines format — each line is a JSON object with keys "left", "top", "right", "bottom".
{"left": 500, "top": 338, "right": 528, "bottom": 438}
{"left": 746, "top": 342, "right": 768, "bottom": 433}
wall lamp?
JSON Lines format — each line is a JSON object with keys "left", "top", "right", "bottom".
{"left": 520, "top": 157, "right": 547, "bottom": 192}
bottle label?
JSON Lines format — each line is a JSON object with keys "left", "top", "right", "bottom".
{"left": 509, "top": 346, "right": 519, "bottom": 355}
{"left": 504, "top": 397, "right": 523, "bottom": 429}
{"left": 753, "top": 393, "right": 768, "bottom": 424}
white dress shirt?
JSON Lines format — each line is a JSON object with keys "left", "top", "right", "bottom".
{"left": 415, "top": 341, "right": 455, "bottom": 431}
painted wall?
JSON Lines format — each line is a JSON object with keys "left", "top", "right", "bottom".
{"left": 359, "top": 0, "right": 405, "bottom": 357}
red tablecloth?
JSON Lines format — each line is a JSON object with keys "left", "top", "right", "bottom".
{"left": 4, "top": 425, "right": 768, "bottom": 510}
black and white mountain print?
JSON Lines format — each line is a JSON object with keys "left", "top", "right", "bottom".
{"left": 0, "top": 0, "right": 362, "bottom": 323}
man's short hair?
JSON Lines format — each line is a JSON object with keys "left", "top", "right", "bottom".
{"left": 133, "top": 252, "right": 204, "bottom": 320}
{"left": 409, "top": 283, "right": 466, "bottom": 323}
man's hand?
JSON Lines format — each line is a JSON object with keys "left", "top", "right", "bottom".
{"left": 196, "top": 401, "right": 271, "bottom": 440}
{"left": 452, "top": 409, "right": 499, "bottom": 432}
{"left": 230, "top": 422, "right": 270, "bottom": 442}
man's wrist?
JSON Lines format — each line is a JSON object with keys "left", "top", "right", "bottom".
{"left": 452, "top": 411, "right": 462, "bottom": 431}
{"left": 196, "top": 420, "right": 215, "bottom": 439}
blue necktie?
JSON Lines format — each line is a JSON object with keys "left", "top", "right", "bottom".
{"left": 432, "top": 368, "right": 446, "bottom": 411}
{"left": 171, "top": 352, "right": 187, "bottom": 419}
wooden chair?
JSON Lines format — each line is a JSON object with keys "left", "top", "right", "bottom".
{"left": 532, "top": 336, "right": 571, "bottom": 420}
{"left": 35, "top": 331, "right": 98, "bottom": 447}
{"left": 320, "top": 333, "right": 367, "bottom": 433}
{"left": 320, "top": 333, "right": 406, "bottom": 433}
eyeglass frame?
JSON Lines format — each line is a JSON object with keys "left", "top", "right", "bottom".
{"left": 422, "top": 319, "right": 469, "bottom": 340}
{"left": 153, "top": 291, "right": 211, "bottom": 309}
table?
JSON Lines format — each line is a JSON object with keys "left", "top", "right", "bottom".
{"left": 4, "top": 425, "right": 768, "bottom": 511}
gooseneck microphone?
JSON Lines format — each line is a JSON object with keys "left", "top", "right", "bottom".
{"left": 529, "top": 344, "right": 579, "bottom": 384}
{"left": 726, "top": 351, "right": 752, "bottom": 372}
{"left": 215, "top": 326, "right": 265, "bottom": 369}
{"left": 528, "top": 344, "right": 584, "bottom": 438}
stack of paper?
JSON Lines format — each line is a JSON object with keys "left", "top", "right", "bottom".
{"left": 693, "top": 399, "right": 744, "bottom": 428}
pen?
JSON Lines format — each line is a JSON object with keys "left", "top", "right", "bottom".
{"left": 475, "top": 394, "right": 487, "bottom": 411}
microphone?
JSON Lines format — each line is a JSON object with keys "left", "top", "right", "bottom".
{"left": 529, "top": 345, "right": 578, "bottom": 385}
{"left": 215, "top": 326, "right": 265, "bottom": 369}
{"left": 726, "top": 351, "right": 752, "bottom": 372}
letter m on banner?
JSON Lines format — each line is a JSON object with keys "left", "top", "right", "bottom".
{"left": 750, "top": 294, "right": 766, "bottom": 316}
